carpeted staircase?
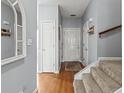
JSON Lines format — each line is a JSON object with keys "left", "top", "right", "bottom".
{"left": 74, "top": 60, "right": 122, "bottom": 93}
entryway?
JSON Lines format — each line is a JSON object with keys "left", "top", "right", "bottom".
{"left": 63, "top": 28, "right": 81, "bottom": 62}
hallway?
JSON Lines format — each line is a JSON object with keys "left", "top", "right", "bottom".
{"left": 1, "top": 0, "right": 122, "bottom": 93}
{"left": 37, "top": 62, "right": 84, "bottom": 93}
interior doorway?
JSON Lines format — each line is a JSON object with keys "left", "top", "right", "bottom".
{"left": 38, "top": 20, "right": 56, "bottom": 72}
{"left": 63, "top": 28, "right": 81, "bottom": 62}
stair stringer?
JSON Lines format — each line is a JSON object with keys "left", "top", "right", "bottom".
{"left": 115, "top": 88, "right": 122, "bottom": 93}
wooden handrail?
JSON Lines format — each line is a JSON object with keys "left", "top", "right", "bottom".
{"left": 99, "top": 25, "right": 122, "bottom": 38}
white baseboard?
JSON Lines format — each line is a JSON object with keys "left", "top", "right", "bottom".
{"left": 62, "top": 59, "right": 81, "bottom": 62}
{"left": 54, "top": 71, "right": 59, "bottom": 73}
{"left": 33, "top": 88, "right": 38, "bottom": 93}
{"left": 61, "top": 59, "right": 86, "bottom": 66}
{"left": 78, "top": 60, "right": 87, "bottom": 66}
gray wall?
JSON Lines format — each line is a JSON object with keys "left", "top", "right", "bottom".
{"left": 98, "top": 28, "right": 122, "bottom": 57}
{"left": 1, "top": 0, "right": 37, "bottom": 93}
{"left": 38, "top": 5, "right": 60, "bottom": 72}
{"left": 62, "top": 18, "right": 81, "bottom": 28}
{"left": 82, "top": 0, "right": 122, "bottom": 64}
{"left": 1, "top": 2, "right": 15, "bottom": 59}
{"left": 82, "top": 0, "right": 98, "bottom": 64}
{"left": 97, "top": 0, "right": 122, "bottom": 57}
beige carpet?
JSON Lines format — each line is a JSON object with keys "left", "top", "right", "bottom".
{"left": 65, "top": 62, "right": 82, "bottom": 71}
{"left": 74, "top": 60, "right": 122, "bottom": 93}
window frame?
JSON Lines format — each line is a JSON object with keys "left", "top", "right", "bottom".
{"left": 1, "top": 0, "right": 26, "bottom": 66}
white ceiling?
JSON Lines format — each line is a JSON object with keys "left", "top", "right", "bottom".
{"left": 38, "top": 0, "right": 91, "bottom": 18}
{"left": 59, "top": 0, "right": 90, "bottom": 18}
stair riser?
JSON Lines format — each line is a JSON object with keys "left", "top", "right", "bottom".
{"left": 99, "top": 63, "right": 122, "bottom": 85}
{"left": 91, "top": 69, "right": 113, "bottom": 93}
{"left": 74, "top": 80, "right": 86, "bottom": 93}
{"left": 82, "top": 74, "right": 103, "bottom": 93}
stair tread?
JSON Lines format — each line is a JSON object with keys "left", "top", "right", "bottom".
{"left": 100, "top": 61, "right": 121, "bottom": 71}
{"left": 74, "top": 80, "right": 86, "bottom": 93}
{"left": 99, "top": 61, "right": 122, "bottom": 85}
{"left": 82, "top": 73, "right": 102, "bottom": 93}
{"left": 91, "top": 67, "right": 121, "bottom": 93}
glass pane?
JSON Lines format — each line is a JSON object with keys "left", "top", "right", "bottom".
{"left": 1, "top": 0, "right": 16, "bottom": 59}
{"left": 17, "top": 26, "right": 22, "bottom": 40}
{"left": 17, "top": 42, "right": 23, "bottom": 55}
{"left": 14, "top": 4, "right": 22, "bottom": 26}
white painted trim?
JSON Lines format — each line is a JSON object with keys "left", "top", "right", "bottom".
{"left": 54, "top": 71, "right": 59, "bottom": 74}
{"left": 1, "top": 55, "right": 26, "bottom": 66}
{"left": 37, "top": 71, "right": 43, "bottom": 73}
{"left": 33, "top": 88, "right": 38, "bottom": 93}
{"left": 74, "top": 60, "right": 98, "bottom": 80}
{"left": 98, "top": 57, "right": 122, "bottom": 61}
{"left": 1, "top": 0, "right": 26, "bottom": 66}
{"left": 14, "top": 0, "right": 19, "bottom": 56}
{"left": 114, "top": 88, "right": 122, "bottom": 93}
{"left": 12, "top": 0, "right": 18, "bottom": 6}
{"left": 82, "top": 22, "right": 89, "bottom": 65}
{"left": 62, "top": 60, "right": 81, "bottom": 62}
{"left": 18, "top": 0, "right": 27, "bottom": 57}
{"left": 17, "top": 24, "right": 23, "bottom": 28}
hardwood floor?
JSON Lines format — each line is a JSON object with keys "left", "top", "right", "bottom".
{"left": 37, "top": 62, "right": 84, "bottom": 93}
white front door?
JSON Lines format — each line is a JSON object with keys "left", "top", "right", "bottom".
{"left": 39, "top": 20, "right": 55, "bottom": 72}
{"left": 63, "top": 28, "right": 81, "bottom": 61}
{"left": 83, "top": 23, "right": 88, "bottom": 65}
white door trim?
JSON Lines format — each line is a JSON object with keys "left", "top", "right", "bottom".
{"left": 83, "top": 22, "right": 89, "bottom": 65}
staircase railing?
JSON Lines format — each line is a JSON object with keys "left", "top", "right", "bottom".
{"left": 99, "top": 25, "right": 122, "bottom": 38}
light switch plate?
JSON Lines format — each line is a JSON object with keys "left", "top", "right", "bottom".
{"left": 27, "top": 39, "right": 32, "bottom": 46}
